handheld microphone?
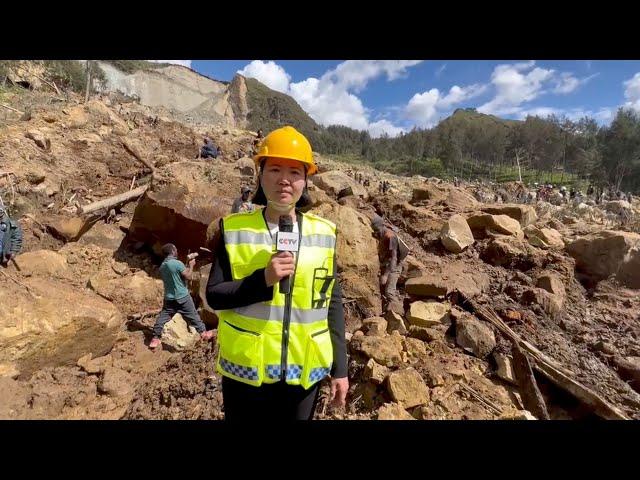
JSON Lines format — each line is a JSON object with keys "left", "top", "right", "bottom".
{"left": 276, "top": 215, "right": 298, "bottom": 294}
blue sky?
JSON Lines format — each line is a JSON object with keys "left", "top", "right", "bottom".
{"left": 159, "top": 60, "right": 640, "bottom": 137}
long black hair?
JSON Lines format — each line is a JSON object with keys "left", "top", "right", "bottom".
{"left": 252, "top": 158, "right": 312, "bottom": 209}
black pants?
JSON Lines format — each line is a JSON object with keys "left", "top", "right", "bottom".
{"left": 152, "top": 295, "right": 205, "bottom": 338}
{"left": 222, "top": 376, "right": 321, "bottom": 421}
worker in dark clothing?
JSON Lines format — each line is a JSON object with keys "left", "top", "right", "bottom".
{"left": 231, "top": 186, "right": 255, "bottom": 214}
{"left": 0, "top": 203, "right": 22, "bottom": 266}
{"left": 200, "top": 138, "right": 219, "bottom": 159}
{"left": 371, "top": 215, "right": 408, "bottom": 311}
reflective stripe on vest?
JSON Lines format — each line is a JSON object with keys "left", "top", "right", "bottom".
{"left": 215, "top": 208, "right": 337, "bottom": 388}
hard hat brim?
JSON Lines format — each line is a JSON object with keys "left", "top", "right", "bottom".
{"left": 253, "top": 154, "right": 318, "bottom": 176}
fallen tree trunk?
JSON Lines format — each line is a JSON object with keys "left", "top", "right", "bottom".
{"left": 121, "top": 139, "right": 156, "bottom": 177}
{"left": 78, "top": 185, "right": 148, "bottom": 215}
{"left": 463, "top": 296, "right": 630, "bottom": 420}
{"left": 512, "top": 343, "right": 550, "bottom": 420}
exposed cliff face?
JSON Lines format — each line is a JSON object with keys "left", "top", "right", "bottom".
{"left": 96, "top": 62, "right": 247, "bottom": 127}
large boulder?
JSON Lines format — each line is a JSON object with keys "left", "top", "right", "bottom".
{"left": 455, "top": 315, "right": 496, "bottom": 359}
{"left": 13, "top": 250, "right": 68, "bottom": 277}
{"left": 350, "top": 335, "right": 402, "bottom": 366}
{"left": 311, "top": 203, "right": 382, "bottom": 315}
{"left": 405, "top": 277, "right": 447, "bottom": 298}
{"left": 440, "top": 214, "right": 474, "bottom": 253}
{"left": 312, "top": 171, "right": 367, "bottom": 199}
{"left": 129, "top": 161, "right": 235, "bottom": 255}
{"left": 407, "top": 301, "right": 451, "bottom": 327}
{"left": 377, "top": 403, "right": 416, "bottom": 420}
{"left": 411, "top": 183, "right": 447, "bottom": 203}
{"left": 442, "top": 188, "right": 479, "bottom": 210}
{"left": 86, "top": 100, "right": 128, "bottom": 132}
{"left": 467, "top": 214, "right": 523, "bottom": 238}
{"left": 364, "top": 358, "right": 389, "bottom": 384}
{"left": 566, "top": 230, "right": 640, "bottom": 288}
{"left": 386, "top": 368, "right": 430, "bottom": 408}
{"left": 405, "top": 261, "right": 490, "bottom": 300}
{"left": 524, "top": 225, "right": 565, "bottom": 249}
{"left": 362, "top": 317, "right": 388, "bottom": 336}
{"left": 307, "top": 187, "right": 334, "bottom": 209}
{"left": 402, "top": 337, "right": 427, "bottom": 358}
{"left": 66, "top": 106, "right": 88, "bottom": 129}
{"left": 480, "top": 237, "right": 531, "bottom": 268}
{"left": 408, "top": 325, "right": 442, "bottom": 343}
{"left": 385, "top": 310, "right": 407, "bottom": 335}
{"left": 88, "top": 271, "right": 163, "bottom": 316}
{"left": 47, "top": 216, "right": 92, "bottom": 242}
{"left": 0, "top": 277, "right": 124, "bottom": 377}
{"left": 536, "top": 272, "right": 566, "bottom": 299}
{"left": 482, "top": 204, "right": 537, "bottom": 227}
{"left": 521, "top": 288, "right": 563, "bottom": 318}
{"left": 78, "top": 222, "right": 126, "bottom": 251}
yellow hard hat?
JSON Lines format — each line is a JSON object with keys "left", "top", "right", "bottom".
{"left": 253, "top": 126, "right": 317, "bottom": 175}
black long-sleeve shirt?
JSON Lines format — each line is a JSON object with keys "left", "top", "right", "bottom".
{"left": 206, "top": 212, "right": 348, "bottom": 379}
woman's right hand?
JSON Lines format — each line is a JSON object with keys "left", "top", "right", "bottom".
{"left": 264, "top": 251, "right": 295, "bottom": 287}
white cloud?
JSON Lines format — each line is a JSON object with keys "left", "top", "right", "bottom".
{"left": 289, "top": 77, "right": 369, "bottom": 131}
{"left": 405, "top": 89, "right": 441, "bottom": 127}
{"left": 478, "top": 61, "right": 554, "bottom": 115}
{"left": 624, "top": 72, "right": 640, "bottom": 112}
{"left": 553, "top": 73, "right": 580, "bottom": 94}
{"left": 517, "top": 106, "right": 614, "bottom": 124}
{"left": 368, "top": 119, "right": 406, "bottom": 137}
{"left": 405, "top": 84, "right": 487, "bottom": 127}
{"left": 327, "top": 60, "right": 422, "bottom": 92}
{"left": 237, "top": 60, "right": 421, "bottom": 137}
{"left": 435, "top": 63, "right": 447, "bottom": 77}
{"left": 553, "top": 72, "right": 598, "bottom": 94}
{"left": 150, "top": 60, "right": 192, "bottom": 68}
{"left": 237, "top": 60, "right": 291, "bottom": 93}
{"left": 286, "top": 60, "right": 422, "bottom": 137}
{"left": 438, "top": 84, "right": 487, "bottom": 108}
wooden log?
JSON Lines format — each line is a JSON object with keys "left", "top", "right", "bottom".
{"left": 78, "top": 185, "right": 148, "bottom": 215}
{"left": 512, "top": 343, "right": 550, "bottom": 420}
{"left": 464, "top": 297, "right": 630, "bottom": 420}
{"left": 121, "top": 139, "right": 156, "bottom": 175}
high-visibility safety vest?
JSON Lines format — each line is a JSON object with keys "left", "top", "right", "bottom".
{"left": 214, "top": 208, "right": 337, "bottom": 389}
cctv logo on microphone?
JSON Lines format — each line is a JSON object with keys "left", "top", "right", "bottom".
{"left": 276, "top": 232, "right": 299, "bottom": 252}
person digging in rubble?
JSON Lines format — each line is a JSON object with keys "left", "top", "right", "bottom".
{"left": 371, "top": 215, "right": 409, "bottom": 312}
{"left": 0, "top": 203, "right": 22, "bottom": 266}
{"left": 149, "top": 243, "right": 214, "bottom": 349}
{"left": 206, "top": 126, "right": 348, "bottom": 421}
{"left": 199, "top": 138, "right": 219, "bottom": 159}
{"left": 231, "top": 185, "right": 255, "bottom": 214}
